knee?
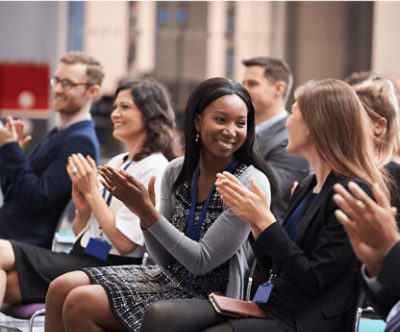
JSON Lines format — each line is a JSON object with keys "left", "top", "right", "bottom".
{"left": 46, "top": 272, "right": 83, "bottom": 306}
{"left": 62, "top": 287, "right": 89, "bottom": 323}
{"left": 142, "top": 301, "right": 181, "bottom": 332}
{"left": 0, "top": 240, "right": 13, "bottom": 269}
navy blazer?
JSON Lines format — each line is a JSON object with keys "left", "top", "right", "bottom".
{"left": 252, "top": 173, "right": 372, "bottom": 332}
{"left": 0, "top": 120, "right": 99, "bottom": 248}
{"left": 255, "top": 114, "right": 310, "bottom": 222}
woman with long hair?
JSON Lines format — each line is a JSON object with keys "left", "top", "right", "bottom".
{"left": 140, "top": 79, "right": 389, "bottom": 332}
{"left": 43, "top": 77, "right": 275, "bottom": 332}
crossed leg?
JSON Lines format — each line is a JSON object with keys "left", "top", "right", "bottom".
{"left": 45, "top": 270, "right": 125, "bottom": 332}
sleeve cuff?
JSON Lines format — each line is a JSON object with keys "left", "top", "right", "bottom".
{"left": 361, "top": 264, "right": 381, "bottom": 293}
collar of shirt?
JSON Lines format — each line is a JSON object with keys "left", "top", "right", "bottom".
{"left": 57, "top": 112, "right": 92, "bottom": 131}
{"left": 256, "top": 110, "right": 288, "bottom": 134}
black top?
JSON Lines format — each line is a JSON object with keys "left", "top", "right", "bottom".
{"left": 385, "top": 161, "right": 400, "bottom": 226}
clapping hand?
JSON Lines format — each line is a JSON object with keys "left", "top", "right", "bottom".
{"left": 66, "top": 153, "right": 99, "bottom": 196}
{"left": 0, "top": 116, "right": 18, "bottom": 147}
{"left": 71, "top": 184, "right": 91, "bottom": 220}
{"left": 333, "top": 182, "right": 400, "bottom": 276}
{"left": 215, "top": 171, "right": 275, "bottom": 237}
{"left": 98, "top": 165, "right": 159, "bottom": 226}
{"left": 13, "top": 118, "right": 31, "bottom": 149}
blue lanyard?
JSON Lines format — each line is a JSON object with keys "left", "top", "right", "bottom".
{"left": 185, "top": 158, "right": 237, "bottom": 293}
{"left": 102, "top": 158, "right": 133, "bottom": 206}
{"left": 185, "top": 159, "right": 236, "bottom": 241}
{"left": 270, "top": 192, "right": 314, "bottom": 275}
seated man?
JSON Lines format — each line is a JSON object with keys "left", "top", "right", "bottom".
{"left": 0, "top": 51, "right": 102, "bottom": 248}
{"left": 242, "top": 56, "right": 310, "bottom": 221}
{"left": 333, "top": 181, "right": 400, "bottom": 329}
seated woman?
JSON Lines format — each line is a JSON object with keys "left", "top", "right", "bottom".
{"left": 44, "top": 77, "right": 276, "bottom": 332}
{"left": 0, "top": 78, "right": 176, "bottom": 307}
{"left": 140, "top": 79, "right": 390, "bottom": 332}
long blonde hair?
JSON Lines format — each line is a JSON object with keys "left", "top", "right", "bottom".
{"left": 295, "top": 79, "right": 389, "bottom": 195}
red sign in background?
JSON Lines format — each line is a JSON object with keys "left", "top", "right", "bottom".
{"left": 0, "top": 63, "right": 50, "bottom": 117}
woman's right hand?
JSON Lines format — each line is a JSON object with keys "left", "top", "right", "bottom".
{"left": 98, "top": 165, "right": 160, "bottom": 227}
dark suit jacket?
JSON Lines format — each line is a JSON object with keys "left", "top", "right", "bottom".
{"left": 0, "top": 120, "right": 100, "bottom": 248}
{"left": 255, "top": 114, "right": 310, "bottom": 222}
{"left": 385, "top": 161, "right": 400, "bottom": 225}
{"left": 252, "top": 173, "right": 371, "bottom": 332}
{"left": 364, "top": 240, "right": 400, "bottom": 319}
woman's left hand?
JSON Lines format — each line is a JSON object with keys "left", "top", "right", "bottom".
{"left": 215, "top": 171, "right": 276, "bottom": 232}
{"left": 98, "top": 165, "right": 160, "bottom": 226}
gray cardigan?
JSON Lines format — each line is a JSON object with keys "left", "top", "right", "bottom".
{"left": 143, "top": 157, "right": 271, "bottom": 299}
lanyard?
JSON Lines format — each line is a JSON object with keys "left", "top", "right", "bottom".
{"left": 270, "top": 192, "right": 314, "bottom": 275}
{"left": 185, "top": 158, "right": 236, "bottom": 293}
{"left": 102, "top": 159, "right": 133, "bottom": 206}
{"left": 185, "top": 159, "right": 236, "bottom": 241}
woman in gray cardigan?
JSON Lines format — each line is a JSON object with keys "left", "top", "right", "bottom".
{"left": 44, "top": 77, "right": 275, "bottom": 332}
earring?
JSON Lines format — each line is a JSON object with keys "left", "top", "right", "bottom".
{"left": 195, "top": 132, "right": 200, "bottom": 143}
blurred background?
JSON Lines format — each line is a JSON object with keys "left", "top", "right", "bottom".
{"left": 0, "top": 1, "right": 399, "bottom": 161}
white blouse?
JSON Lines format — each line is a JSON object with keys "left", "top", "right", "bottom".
{"left": 78, "top": 152, "right": 169, "bottom": 258}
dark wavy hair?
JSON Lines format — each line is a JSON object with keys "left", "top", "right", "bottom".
{"left": 115, "top": 78, "right": 176, "bottom": 161}
{"left": 172, "top": 77, "right": 276, "bottom": 195}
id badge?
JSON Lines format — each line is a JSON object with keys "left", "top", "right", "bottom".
{"left": 84, "top": 237, "right": 112, "bottom": 261}
{"left": 252, "top": 282, "right": 274, "bottom": 304}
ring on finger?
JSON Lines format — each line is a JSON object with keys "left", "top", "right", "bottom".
{"left": 111, "top": 186, "right": 117, "bottom": 192}
{"left": 71, "top": 166, "right": 78, "bottom": 175}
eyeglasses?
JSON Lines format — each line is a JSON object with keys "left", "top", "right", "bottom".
{"left": 49, "top": 77, "right": 91, "bottom": 89}
{"left": 368, "top": 75, "right": 383, "bottom": 82}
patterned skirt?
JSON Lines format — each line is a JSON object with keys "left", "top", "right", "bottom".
{"left": 82, "top": 264, "right": 202, "bottom": 332}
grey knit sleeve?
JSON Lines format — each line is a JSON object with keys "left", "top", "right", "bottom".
{"left": 147, "top": 165, "right": 271, "bottom": 274}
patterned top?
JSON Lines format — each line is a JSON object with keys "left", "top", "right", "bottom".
{"left": 167, "top": 163, "right": 246, "bottom": 295}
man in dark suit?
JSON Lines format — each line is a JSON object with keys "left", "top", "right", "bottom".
{"left": 242, "top": 57, "right": 310, "bottom": 221}
{"left": 0, "top": 52, "right": 102, "bottom": 248}
{"left": 333, "top": 181, "right": 400, "bottom": 328}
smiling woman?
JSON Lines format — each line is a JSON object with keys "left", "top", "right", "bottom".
{"left": 0, "top": 78, "right": 176, "bottom": 318}
{"left": 194, "top": 94, "right": 247, "bottom": 162}
{"left": 44, "top": 77, "right": 276, "bottom": 332}
{"left": 110, "top": 79, "right": 176, "bottom": 161}
{"left": 137, "top": 79, "right": 390, "bottom": 332}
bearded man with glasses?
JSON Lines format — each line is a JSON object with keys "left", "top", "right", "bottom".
{"left": 0, "top": 51, "right": 102, "bottom": 249}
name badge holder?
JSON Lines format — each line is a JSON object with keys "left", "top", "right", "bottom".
{"left": 84, "top": 158, "right": 133, "bottom": 261}
{"left": 84, "top": 237, "right": 112, "bottom": 261}
{"left": 252, "top": 266, "right": 277, "bottom": 304}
